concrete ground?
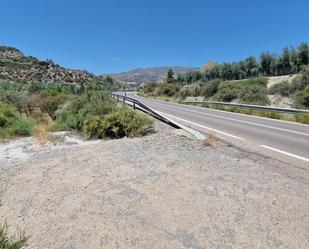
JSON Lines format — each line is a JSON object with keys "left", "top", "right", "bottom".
{"left": 0, "top": 121, "right": 308, "bottom": 249}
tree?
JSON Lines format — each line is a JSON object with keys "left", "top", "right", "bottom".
{"left": 260, "top": 52, "right": 274, "bottom": 76}
{"left": 297, "top": 43, "right": 309, "bottom": 66}
{"left": 179, "top": 42, "right": 309, "bottom": 84}
{"left": 166, "top": 68, "right": 175, "bottom": 83}
{"left": 290, "top": 47, "right": 301, "bottom": 74}
{"left": 244, "top": 56, "right": 259, "bottom": 78}
{"left": 105, "top": 76, "right": 114, "bottom": 84}
{"left": 278, "top": 47, "right": 292, "bottom": 75}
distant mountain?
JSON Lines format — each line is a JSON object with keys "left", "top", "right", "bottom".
{"left": 0, "top": 46, "right": 96, "bottom": 84}
{"left": 109, "top": 66, "right": 198, "bottom": 84}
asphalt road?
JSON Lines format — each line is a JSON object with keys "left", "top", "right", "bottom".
{"left": 126, "top": 92, "right": 309, "bottom": 168}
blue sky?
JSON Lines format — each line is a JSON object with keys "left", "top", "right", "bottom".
{"left": 1, "top": 0, "right": 308, "bottom": 74}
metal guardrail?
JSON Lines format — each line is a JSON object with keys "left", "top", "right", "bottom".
{"left": 111, "top": 93, "right": 180, "bottom": 128}
{"left": 183, "top": 100, "right": 309, "bottom": 114}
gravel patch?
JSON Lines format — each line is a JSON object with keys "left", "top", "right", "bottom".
{"left": 0, "top": 121, "right": 308, "bottom": 249}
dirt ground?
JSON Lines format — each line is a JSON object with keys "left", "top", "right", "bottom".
{"left": 0, "top": 121, "right": 308, "bottom": 249}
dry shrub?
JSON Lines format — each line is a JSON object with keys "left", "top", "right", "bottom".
{"left": 203, "top": 134, "right": 217, "bottom": 148}
{"left": 33, "top": 113, "right": 55, "bottom": 144}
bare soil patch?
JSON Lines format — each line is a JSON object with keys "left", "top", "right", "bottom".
{"left": 0, "top": 121, "right": 308, "bottom": 249}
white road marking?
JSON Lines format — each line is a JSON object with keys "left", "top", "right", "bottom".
{"left": 158, "top": 111, "right": 246, "bottom": 140}
{"left": 260, "top": 145, "right": 309, "bottom": 162}
{"left": 137, "top": 96, "right": 309, "bottom": 137}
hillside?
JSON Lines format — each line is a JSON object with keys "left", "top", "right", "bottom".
{"left": 109, "top": 66, "right": 197, "bottom": 84}
{"left": 0, "top": 46, "right": 96, "bottom": 84}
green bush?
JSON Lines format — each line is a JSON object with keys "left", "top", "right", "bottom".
{"left": 199, "top": 80, "right": 221, "bottom": 98}
{"left": 246, "top": 77, "right": 268, "bottom": 87}
{"left": 0, "top": 102, "right": 32, "bottom": 138}
{"left": 300, "top": 65, "right": 309, "bottom": 89}
{"left": 83, "top": 109, "right": 153, "bottom": 139}
{"left": 39, "top": 89, "right": 67, "bottom": 120}
{"left": 289, "top": 68, "right": 309, "bottom": 93}
{"left": 54, "top": 92, "right": 153, "bottom": 139}
{"left": 179, "top": 85, "right": 197, "bottom": 99}
{"left": 54, "top": 92, "right": 116, "bottom": 131}
{"left": 159, "top": 84, "right": 180, "bottom": 97}
{"left": 239, "top": 84, "right": 270, "bottom": 105}
{"left": 268, "top": 81, "right": 291, "bottom": 96}
{"left": 214, "top": 81, "right": 241, "bottom": 102}
{"left": 144, "top": 83, "right": 159, "bottom": 95}
{"left": 294, "top": 85, "right": 309, "bottom": 108}
{"left": 214, "top": 78, "right": 269, "bottom": 104}
{"left": 290, "top": 76, "right": 303, "bottom": 93}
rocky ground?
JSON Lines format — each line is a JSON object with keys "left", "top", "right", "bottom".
{"left": 0, "top": 45, "right": 95, "bottom": 84}
{"left": 0, "top": 121, "right": 308, "bottom": 249}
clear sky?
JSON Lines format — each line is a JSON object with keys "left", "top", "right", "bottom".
{"left": 1, "top": 0, "right": 308, "bottom": 74}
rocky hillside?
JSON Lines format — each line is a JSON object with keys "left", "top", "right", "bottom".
{"left": 109, "top": 66, "right": 197, "bottom": 84}
{"left": 0, "top": 46, "right": 96, "bottom": 84}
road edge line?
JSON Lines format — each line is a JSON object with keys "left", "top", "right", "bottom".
{"left": 156, "top": 111, "right": 246, "bottom": 141}
{"left": 260, "top": 145, "right": 309, "bottom": 162}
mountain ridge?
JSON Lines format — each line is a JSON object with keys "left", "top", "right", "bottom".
{"left": 0, "top": 45, "right": 96, "bottom": 84}
{"left": 107, "top": 66, "right": 198, "bottom": 84}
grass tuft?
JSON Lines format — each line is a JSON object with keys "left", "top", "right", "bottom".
{"left": 0, "top": 224, "right": 27, "bottom": 249}
{"left": 202, "top": 134, "right": 217, "bottom": 148}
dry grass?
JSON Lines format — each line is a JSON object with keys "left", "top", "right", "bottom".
{"left": 33, "top": 113, "right": 56, "bottom": 144}
{"left": 202, "top": 134, "right": 217, "bottom": 148}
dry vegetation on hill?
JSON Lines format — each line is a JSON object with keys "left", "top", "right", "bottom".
{"left": 0, "top": 46, "right": 95, "bottom": 84}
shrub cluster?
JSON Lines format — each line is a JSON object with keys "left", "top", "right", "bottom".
{"left": 53, "top": 91, "right": 153, "bottom": 139}
{"left": 1, "top": 80, "right": 153, "bottom": 139}
{"left": 295, "top": 85, "right": 309, "bottom": 108}
{"left": 0, "top": 101, "right": 32, "bottom": 138}
{"left": 143, "top": 77, "right": 270, "bottom": 105}
{"left": 83, "top": 109, "right": 153, "bottom": 139}
{"left": 214, "top": 78, "right": 269, "bottom": 105}
{"left": 199, "top": 80, "right": 221, "bottom": 98}
{"left": 268, "top": 66, "right": 309, "bottom": 108}
{"left": 268, "top": 81, "right": 291, "bottom": 96}
{"left": 52, "top": 91, "right": 115, "bottom": 131}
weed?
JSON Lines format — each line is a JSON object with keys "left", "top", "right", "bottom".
{"left": 203, "top": 134, "right": 217, "bottom": 148}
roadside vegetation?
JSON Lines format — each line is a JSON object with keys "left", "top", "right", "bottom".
{"left": 0, "top": 102, "right": 33, "bottom": 138}
{"left": 142, "top": 77, "right": 271, "bottom": 105}
{"left": 268, "top": 66, "right": 309, "bottom": 109}
{"left": 0, "top": 223, "right": 27, "bottom": 249}
{"left": 0, "top": 80, "right": 153, "bottom": 139}
{"left": 140, "top": 44, "right": 309, "bottom": 124}
{"left": 180, "top": 43, "right": 309, "bottom": 82}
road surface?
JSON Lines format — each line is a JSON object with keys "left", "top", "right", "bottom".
{"left": 126, "top": 92, "right": 309, "bottom": 168}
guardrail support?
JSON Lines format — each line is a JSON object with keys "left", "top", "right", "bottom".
{"left": 133, "top": 102, "right": 136, "bottom": 110}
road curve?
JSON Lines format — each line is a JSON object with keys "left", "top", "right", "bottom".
{"left": 126, "top": 92, "right": 309, "bottom": 168}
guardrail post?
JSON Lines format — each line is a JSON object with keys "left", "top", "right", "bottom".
{"left": 123, "top": 97, "right": 125, "bottom": 105}
{"left": 133, "top": 102, "right": 136, "bottom": 110}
